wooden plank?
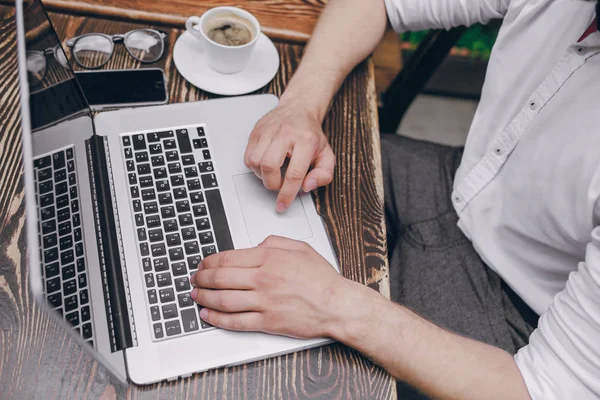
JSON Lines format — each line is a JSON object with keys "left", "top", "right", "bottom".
{"left": 0, "top": 8, "right": 395, "bottom": 399}
{"left": 42, "top": 0, "right": 328, "bottom": 43}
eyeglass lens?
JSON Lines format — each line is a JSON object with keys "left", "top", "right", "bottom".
{"left": 125, "top": 30, "right": 164, "bottom": 63}
{"left": 26, "top": 52, "right": 47, "bottom": 86}
{"left": 73, "top": 35, "right": 113, "bottom": 68}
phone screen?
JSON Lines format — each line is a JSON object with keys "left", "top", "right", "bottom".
{"left": 75, "top": 69, "right": 167, "bottom": 108}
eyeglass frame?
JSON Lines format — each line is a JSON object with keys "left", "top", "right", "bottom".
{"left": 65, "top": 28, "right": 167, "bottom": 69}
{"left": 26, "top": 43, "right": 70, "bottom": 86}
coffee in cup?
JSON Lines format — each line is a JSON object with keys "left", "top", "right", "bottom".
{"left": 204, "top": 14, "right": 255, "bottom": 47}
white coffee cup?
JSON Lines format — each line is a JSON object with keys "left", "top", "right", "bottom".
{"left": 185, "top": 7, "right": 261, "bottom": 74}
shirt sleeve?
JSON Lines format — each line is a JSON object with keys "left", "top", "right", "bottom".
{"left": 514, "top": 223, "right": 600, "bottom": 399}
{"left": 383, "top": 0, "right": 510, "bottom": 33}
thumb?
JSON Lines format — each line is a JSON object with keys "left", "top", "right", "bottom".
{"left": 302, "top": 145, "right": 335, "bottom": 192}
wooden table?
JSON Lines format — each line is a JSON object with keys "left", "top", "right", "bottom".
{"left": 0, "top": 3, "right": 396, "bottom": 399}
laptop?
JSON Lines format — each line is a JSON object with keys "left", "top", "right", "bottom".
{"left": 16, "top": 0, "right": 338, "bottom": 384}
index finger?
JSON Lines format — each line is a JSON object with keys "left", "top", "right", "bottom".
{"left": 276, "top": 144, "right": 313, "bottom": 212}
{"left": 202, "top": 247, "right": 266, "bottom": 270}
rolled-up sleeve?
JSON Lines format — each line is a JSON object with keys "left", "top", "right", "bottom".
{"left": 515, "top": 223, "right": 600, "bottom": 399}
{"left": 384, "top": 0, "right": 510, "bottom": 33}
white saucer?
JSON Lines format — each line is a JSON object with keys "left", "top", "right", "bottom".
{"left": 173, "top": 31, "right": 280, "bottom": 96}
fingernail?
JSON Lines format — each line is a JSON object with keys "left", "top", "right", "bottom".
{"left": 189, "top": 273, "right": 197, "bottom": 287}
{"left": 304, "top": 179, "right": 317, "bottom": 192}
{"left": 197, "top": 261, "right": 203, "bottom": 271}
{"left": 276, "top": 201, "right": 287, "bottom": 213}
{"left": 191, "top": 288, "right": 198, "bottom": 301}
{"left": 200, "top": 308, "right": 209, "bottom": 319}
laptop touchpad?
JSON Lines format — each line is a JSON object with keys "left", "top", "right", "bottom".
{"left": 233, "top": 173, "right": 313, "bottom": 246}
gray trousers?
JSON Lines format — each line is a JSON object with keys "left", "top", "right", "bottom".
{"left": 381, "top": 135, "right": 537, "bottom": 399}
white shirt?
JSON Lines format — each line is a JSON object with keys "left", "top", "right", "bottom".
{"left": 384, "top": 0, "right": 600, "bottom": 398}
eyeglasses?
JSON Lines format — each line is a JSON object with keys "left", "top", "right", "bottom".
{"left": 26, "top": 44, "right": 70, "bottom": 86}
{"left": 65, "top": 29, "right": 167, "bottom": 69}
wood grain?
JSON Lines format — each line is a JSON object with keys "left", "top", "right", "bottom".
{"left": 43, "top": 0, "right": 328, "bottom": 43}
{"left": 0, "top": 8, "right": 395, "bottom": 399}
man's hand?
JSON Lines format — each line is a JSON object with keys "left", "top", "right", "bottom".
{"left": 244, "top": 103, "right": 335, "bottom": 213}
{"left": 189, "top": 235, "right": 355, "bottom": 339}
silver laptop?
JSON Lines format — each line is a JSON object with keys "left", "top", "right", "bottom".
{"left": 16, "top": 0, "right": 338, "bottom": 384}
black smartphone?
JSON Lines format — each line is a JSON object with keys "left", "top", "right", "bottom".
{"left": 74, "top": 68, "right": 168, "bottom": 111}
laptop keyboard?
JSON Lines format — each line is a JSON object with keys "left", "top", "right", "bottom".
{"left": 121, "top": 125, "right": 234, "bottom": 341}
{"left": 33, "top": 146, "right": 94, "bottom": 347}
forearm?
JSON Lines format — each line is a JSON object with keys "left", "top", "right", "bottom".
{"left": 331, "top": 282, "right": 531, "bottom": 400}
{"left": 281, "top": 0, "right": 388, "bottom": 122}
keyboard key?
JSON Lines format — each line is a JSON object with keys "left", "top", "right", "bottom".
{"left": 201, "top": 174, "right": 218, "bottom": 189}
{"left": 142, "top": 189, "right": 156, "bottom": 202}
{"left": 198, "top": 162, "right": 214, "bottom": 173}
{"left": 187, "top": 255, "right": 201, "bottom": 270}
{"left": 124, "top": 148, "right": 133, "bottom": 159}
{"left": 202, "top": 149, "right": 211, "bottom": 160}
{"left": 44, "top": 247, "right": 58, "bottom": 263}
{"left": 164, "top": 219, "right": 178, "bottom": 232}
{"left": 151, "top": 243, "right": 166, "bottom": 257}
{"left": 56, "top": 194, "right": 69, "bottom": 209}
{"left": 145, "top": 273, "right": 156, "bottom": 288}
{"left": 137, "top": 228, "right": 147, "bottom": 241}
{"left": 173, "top": 187, "right": 187, "bottom": 199}
{"left": 169, "top": 247, "right": 184, "bottom": 261}
{"left": 170, "top": 174, "right": 185, "bottom": 187}
{"left": 159, "top": 288, "right": 175, "bottom": 303}
{"left": 43, "top": 233, "right": 58, "bottom": 249}
{"left": 81, "top": 306, "right": 91, "bottom": 322}
{"left": 135, "top": 213, "right": 144, "bottom": 227}
{"left": 184, "top": 241, "right": 200, "bottom": 255}
{"left": 192, "top": 139, "right": 202, "bottom": 149}
{"left": 146, "top": 215, "right": 161, "bottom": 228}
{"left": 178, "top": 292, "right": 194, "bottom": 308}
{"left": 38, "top": 167, "right": 52, "bottom": 181}
{"left": 140, "top": 242, "right": 150, "bottom": 256}
{"left": 137, "top": 163, "right": 151, "bottom": 175}
{"left": 151, "top": 155, "right": 165, "bottom": 167}
{"left": 198, "top": 138, "right": 208, "bottom": 148}
{"left": 206, "top": 189, "right": 234, "bottom": 251}
{"left": 74, "top": 228, "right": 82, "bottom": 242}
{"left": 148, "top": 229, "right": 164, "bottom": 242}
{"left": 139, "top": 176, "right": 153, "bottom": 188}
{"left": 195, "top": 217, "right": 210, "bottom": 231}
{"left": 68, "top": 173, "right": 76, "bottom": 186}
{"left": 187, "top": 179, "right": 201, "bottom": 191}
{"left": 176, "top": 200, "right": 191, "bottom": 213}
{"left": 73, "top": 213, "right": 81, "bottom": 227}
{"left": 181, "top": 227, "right": 195, "bottom": 241}
{"left": 128, "top": 173, "right": 137, "bottom": 185}
{"left": 148, "top": 289, "right": 158, "bottom": 304}
{"left": 75, "top": 243, "right": 83, "bottom": 257}
{"left": 166, "top": 233, "right": 181, "bottom": 246}
{"left": 66, "top": 148, "right": 74, "bottom": 159}
{"left": 126, "top": 160, "right": 135, "bottom": 172}
{"left": 202, "top": 245, "right": 217, "bottom": 258}
{"left": 80, "top": 289, "right": 89, "bottom": 305}
{"left": 59, "top": 235, "right": 73, "bottom": 251}
{"left": 82, "top": 323, "right": 92, "bottom": 339}
{"left": 190, "top": 192, "right": 204, "bottom": 204}
{"left": 40, "top": 192, "right": 54, "bottom": 207}
{"left": 67, "top": 160, "right": 75, "bottom": 172}
{"left": 199, "top": 231, "right": 214, "bottom": 245}
{"left": 154, "top": 167, "right": 168, "bottom": 179}
{"left": 162, "top": 303, "right": 178, "bottom": 319}
{"left": 122, "top": 136, "right": 131, "bottom": 147}
{"left": 78, "top": 273, "right": 87, "bottom": 288}
{"left": 184, "top": 166, "right": 198, "bottom": 178}
{"left": 197, "top": 126, "right": 205, "bottom": 136}
{"left": 144, "top": 202, "right": 159, "bottom": 215}
{"left": 41, "top": 206, "right": 55, "bottom": 221}
{"left": 151, "top": 306, "right": 160, "bottom": 321}
{"left": 181, "top": 308, "right": 199, "bottom": 332}
{"left": 165, "top": 320, "right": 182, "bottom": 336}
{"left": 54, "top": 169, "right": 66, "bottom": 182}
{"left": 175, "top": 277, "right": 191, "bottom": 292}
{"left": 176, "top": 129, "right": 192, "bottom": 154}
{"left": 166, "top": 150, "right": 179, "bottom": 162}
{"left": 45, "top": 262, "right": 59, "bottom": 278}
{"left": 161, "top": 206, "right": 176, "bottom": 219}
{"left": 164, "top": 139, "right": 176, "bottom": 150}
{"left": 142, "top": 257, "right": 152, "bottom": 272}
{"left": 66, "top": 311, "right": 79, "bottom": 327}
{"left": 76, "top": 257, "right": 85, "bottom": 272}
{"left": 53, "top": 151, "right": 65, "bottom": 169}
{"left": 158, "top": 192, "right": 173, "bottom": 205}
{"left": 149, "top": 143, "right": 162, "bottom": 154}
{"left": 70, "top": 186, "right": 78, "bottom": 199}
{"left": 42, "top": 220, "right": 57, "bottom": 235}
{"left": 48, "top": 292, "right": 62, "bottom": 308}
{"left": 34, "top": 155, "right": 52, "bottom": 169}
{"left": 148, "top": 131, "right": 174, "bottom": 142}
{"left": 65, "top": 295, "right": 78, "bottom": 312}
{"left": 182, "top": 155, "right": 194, "bottom": 165}
{"left": 179, "top": 213, "right": 193, "bottom": 226}
{"left": 168, "top": 162, "right": 182, "bottom": 174}
{"left": 57, "top": 207, "right": 70, "bottom": 223}
{"left": 135, "top": 152, "right": 149, "bottom": 163}
{"left": 173, "top": 262, "right": 187, "bottom": 276}
{"left": 130, "top": 186, "right": 140, "bottom": 199}
{"left": 133, "top": 134, "right": 146, "bottom": 150}
{"left": 62, "top": 264, "right": 75, "bottom": 280}
{"left": 39, "top": 180, "right": 53, "bottom": 194}
{"left": 157, "top": 180, "right": 170, "bottom": 192}
{"left": 63, "top": 279, "right": 77, "bottom": 296}
{"left": 156, "top": 273, "right": 172, "bottom": 287}
{"left": 154, "top": 257, "right": 169, "bottom": 272}
{"left": 46, "top": 277, "right": 60, "bottom": 293}
{"left": 153, "top": 323, "right": 164, "bottom": 339}
{"left": 58, "top": 221, "right": 71, "bottom": 236}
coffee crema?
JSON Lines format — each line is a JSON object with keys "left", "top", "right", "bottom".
{"left": 203, "top": 14, "right": 255, "bottom": 47}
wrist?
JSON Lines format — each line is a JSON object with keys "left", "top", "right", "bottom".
{"left": 279, "top": 72, "right": 336, "bottom": 123}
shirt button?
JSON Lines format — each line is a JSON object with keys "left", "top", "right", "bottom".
{"left": 453, "top": 195, "right": 461, "bottom": 204}
{"left": 494, "top": 148, "right": 503, "bottom": 156}
{"left": 577, "top": 47, "right": 586, "bottom": 56}
{"left": 529, "top": 100, "right": 538, "bottom": 110}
